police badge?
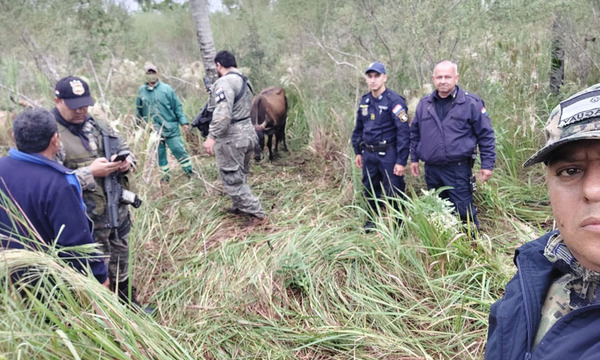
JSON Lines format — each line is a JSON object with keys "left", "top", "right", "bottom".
{"left": 360, "top": 104, "right": 368, "bottom": 117}
{"left": 70, "top": 80, "right": 85, "bottom": 96}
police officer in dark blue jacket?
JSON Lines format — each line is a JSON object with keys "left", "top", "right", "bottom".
{"left": 410, "top": 60, "right": 495, "bottom": 229}
{"left": 352, "top": 62, "right": 410, "bottom": 231}
{"left": 486, "top": 83, "right": 600, "bottom": 359}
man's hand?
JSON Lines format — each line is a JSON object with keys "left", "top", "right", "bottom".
{"left": 355, "top": 154, "right": 363, "bottom": 168}
{"left": 393, "top": 164, "right": 406, "bottom": 176}
{"left": 102, "top": 278, "right": 110, "bottom": 289}
{"left": 478, "top": 169, "right": 493, "bottom": 183}
{"left": 90, "top": 158, "right": 121, "bottom": 177}
{"left": 183, "top": 124, "right": 190, "bottom": 133}
{"left": 410, "top": 162, "right": 420, "bottom": 177}
{"left": 203, "top": 137, "right": 216, "bottom": 156}
{"left": 110, "top": 154, "right": 133, "bottom": 172}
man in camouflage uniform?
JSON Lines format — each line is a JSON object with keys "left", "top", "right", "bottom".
{"left": 52, "top": 76, "right": 143, "bottom": 307}
{"left": 202, "top": 50, "right": 266, "bottom": 224}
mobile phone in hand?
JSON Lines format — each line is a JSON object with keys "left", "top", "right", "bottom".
{"left": 113, "top": 151, "right": 130, "bottom": 162}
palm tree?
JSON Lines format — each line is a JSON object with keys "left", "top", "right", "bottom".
{"left": 190, "top": 0, "right": 218, "bottom": 87}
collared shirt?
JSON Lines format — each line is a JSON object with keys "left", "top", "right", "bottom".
{"left": 410, "top": 85, "right": 495, "bottom": 168}
{"left": 351, "top": 88, "right": 410, "bottom": 166}
{"left": 433, "top": 87, "right": 457, "bottom": 121}
{"left": 534, "top": 233, "right": 600, "bottom": 348}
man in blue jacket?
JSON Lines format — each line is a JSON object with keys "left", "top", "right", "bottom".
{"left": 351, "top": 61, "right": 410, "bottom": 232}
{"left": 486, "top": 83, "right": 600, "bottom": 359}
{"left": 0, "top": 107, "right": 108, "bottom": 285}
{"left": 136, "top": 62, "right": 194, "bottom": 181}
{"left": 410, "top": 60, "right": 495, "bottom": 230}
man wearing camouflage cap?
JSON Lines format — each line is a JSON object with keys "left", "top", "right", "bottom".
{"left": 486, "top": 84, "right": 600, "bottom": 359}
{"left": 202, "top": 50, "right": 266, "bottom": 225}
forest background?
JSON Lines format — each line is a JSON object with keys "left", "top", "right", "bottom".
{"left": 1, "top": 0, "right": 599, "bottom": 359}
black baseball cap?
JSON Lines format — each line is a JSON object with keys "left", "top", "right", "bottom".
{"left": 54, "top": 76, "right": 95, "bottom": 110}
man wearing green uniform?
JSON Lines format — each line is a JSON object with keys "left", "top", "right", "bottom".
{"left": 202, "top": 50, "right": 266, "bottom": 224}
{"left": 136, "top": 62, "right": 193, "bottom": 180}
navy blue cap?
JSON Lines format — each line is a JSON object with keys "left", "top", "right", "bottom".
{"left": 365, "top": 62, "right": 386, "bottom": 74}
{"left": 54, "top": 76, "right": 94, "bottom": 110}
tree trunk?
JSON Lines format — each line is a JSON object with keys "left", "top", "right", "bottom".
{"left": 189, "top": 0, "right": 218, "bottom": 87}
{"left": 549, "top": 15, "right": 564, "bottom": 96}
{"left": 22, "top": 29, "right": 60, "bottom": 85}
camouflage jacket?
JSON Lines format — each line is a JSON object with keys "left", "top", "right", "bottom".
{"left": 207, "top": 70, "right": 257, "bottom": 143}
{"left": 54, "top": 109, "right": 135, "bottom": 225}
{"left": 486, "top": 231, "right": 600, "bottom": 360}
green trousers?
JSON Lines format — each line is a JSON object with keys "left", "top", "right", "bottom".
{"left": 158, "top": 135, "right": 193, "bottom": 178}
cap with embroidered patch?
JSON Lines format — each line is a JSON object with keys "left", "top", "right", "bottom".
{"left": 54, "top": 76, "right": 94, "bottom": 110}
{"left": 365, "top": 62, "right": 386, "bottom": 75}
{"left": 524, "top": 83, "right": 600, "bottom": 167}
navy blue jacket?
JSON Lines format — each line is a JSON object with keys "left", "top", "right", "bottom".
{"left": 486, "top": 231, "right": 600, "bottom": 359}
{"left": 351, "top": 89, "right": 410, "bottom": 166}
{"left": 0, "top": 149, "right": 107, "bottom": 283}
{"left": 410, "top": 86, "right": 496, "bottom": 169}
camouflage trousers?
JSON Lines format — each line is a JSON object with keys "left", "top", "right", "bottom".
{"left": 94, "top": 213, "right": 131, "bottom": 284}
{"left": 215, "top": 137, "right": 265, "bottom": 218}
{"left": 158, "top": 135, "right": 193, "bottom": 177}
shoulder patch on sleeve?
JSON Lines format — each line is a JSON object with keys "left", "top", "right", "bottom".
{"left": 214, "top": 87, "right": 226, "bottom": 104}
{"left": 481, "top": 107, "right": 487, "bottom": 115}
{"left": 393, "top": 104, "right": 409, "bottom": 122}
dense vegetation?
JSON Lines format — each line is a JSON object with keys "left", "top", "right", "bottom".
{"left": 1, "top": 0, "right": 600, "bottom": 358}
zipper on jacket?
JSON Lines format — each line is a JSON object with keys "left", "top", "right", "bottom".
{"left": 516, "top": 256, "right": 534, "bottom": 355}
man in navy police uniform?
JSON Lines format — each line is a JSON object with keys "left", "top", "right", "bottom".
{"left": 410, "top": 60, "right": 495, "bottom": 229}
{"left": 351, "top": 61, "right": 410, "bottom": 231}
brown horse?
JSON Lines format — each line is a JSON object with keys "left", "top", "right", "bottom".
{"left": 250, "top": 86, "right": 288, "bottom": 161}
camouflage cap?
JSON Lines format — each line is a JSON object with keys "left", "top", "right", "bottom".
{"left": 524, "top": 83, "right": 600, "bottom": 167}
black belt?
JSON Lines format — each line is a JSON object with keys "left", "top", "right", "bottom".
{"left": 363, "top": 142, "right": 395, "bottom": 152}
{"left": 231, "top": 117, "right": 250, "bottom": 125}
{"left": 427, "top": 159, "right": 471, "bottom": 167}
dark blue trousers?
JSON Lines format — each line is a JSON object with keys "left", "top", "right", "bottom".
{"left": 424, "top": 160, "right": 478, "bottom": 227}
{"left": 361, "top": 150, "right": 405, "bottom": 212}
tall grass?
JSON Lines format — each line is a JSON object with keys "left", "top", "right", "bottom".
{"left": 2, "top": 0, "right": 599, "bottom": 358}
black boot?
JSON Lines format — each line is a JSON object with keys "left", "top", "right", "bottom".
{"left": 115, "top": 279, "right": 154, "bottom": 314}
{"left": 116, "top": 279, "right": 141, "bottom": 307}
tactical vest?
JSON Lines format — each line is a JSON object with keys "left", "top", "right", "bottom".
{"left": 57, "top": 121, "right": 108, "bottom": 220}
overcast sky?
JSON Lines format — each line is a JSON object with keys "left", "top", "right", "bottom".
{"left": 114, "top": 0, "right": 225, "bottom": 12}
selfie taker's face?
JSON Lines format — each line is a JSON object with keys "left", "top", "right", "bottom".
{"left": 547, "top": 140, "right": 600, "bottom": 272}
